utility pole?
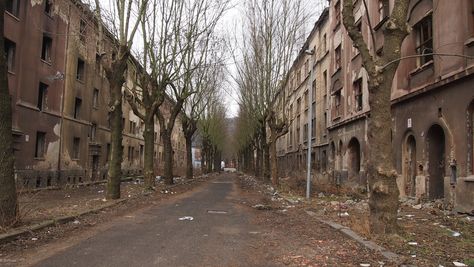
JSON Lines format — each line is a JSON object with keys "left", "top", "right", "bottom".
{"left": 305, "top": 49, "right": 314, "bottom": 199}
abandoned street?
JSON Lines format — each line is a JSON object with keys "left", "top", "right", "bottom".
{"left": 0, "top": 173, "right": 389, "bottom": 267}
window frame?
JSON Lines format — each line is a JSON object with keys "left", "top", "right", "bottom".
{"left": 4, "top": 38, "right": 16, "bottom": 72}
{"left": 41, "top": 35, "right": 53, "bottom": 63}
{"left": 35, "top": 131, "right": 46, "bottom": 158}
{"left": 415, "top": 14, "right": 434, "bottom": 67}
{"left": 37, "top": 82, "right": 48, "bottom": 111}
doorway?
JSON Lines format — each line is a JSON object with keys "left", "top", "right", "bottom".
{"left": 91, "top": 155, "right": 99, "bottom": 181}
{"left": 427, "top": 125, "right": 445, "bottom": 199}
{"left": 403, "top": 135, "right": 417, "bottom": 197}
{"left": 347, "top": 138, "right": 361, "bottom": 180}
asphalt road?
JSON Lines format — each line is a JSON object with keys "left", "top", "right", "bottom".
{"left": 33, "top": 174, "right": 271, "bottom": 267}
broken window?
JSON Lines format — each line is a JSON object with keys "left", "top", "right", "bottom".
{"left": 4, "top": 39, "right": 16, "bottom": 72}
{"left": 72, "top": 137, "right": 80, "bottom": 159}
{"left": 6, "top": 0, "right": 20, "bottom": 17}
{"left": 79, "top": 19, "right": 86, "bottom": 44}
{"left": 74, "top": 97, "right": 82, "bottom": 119}
{"left": 415, "top": 14, "right": 433, "bottom": 66}
{"left": 90, "top": 123, "right": 97, "bottom": 141}
{"left": 44, "top": 0, "right": 53, "bottom": 16}
{"left": 37, "top": 83, "right": 48, "bottom": 111}
{"left": 35, "top": 132, "right": 46, "bottom": 158}
{"left": 76, "top": 58, "right": 85, "bottom": 81}
{"left": 378, "top": 0, "right": 389, "bottom": 23}
{"left": 41, "top": 35, "right": 52, "bottom": 63}
{"left": 93, "top": 88, "right": 99, "bottom": 108}
{"left": 335, "top": 45, "right": 341, "bottom": 70}
{"left": 354, "top": 79, "right": 363, "bottom": 111}
{"left": 334, "top": 1, "right": 341, "bottom": 26}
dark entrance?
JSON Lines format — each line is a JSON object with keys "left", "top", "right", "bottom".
{"left": 403, "top": 135, "right": 417, "bottom": 197}
{"left": 91, "top": 155, "right": 99, "bottom": 181}
{"left": 347, "top": 138, "right": 361, "bottom": 181}
{"left": 427, "top": 125, "right": 445, "bottom": 199}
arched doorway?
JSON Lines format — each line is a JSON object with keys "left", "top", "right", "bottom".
{"left": 337, "top": 140, "right": 343, "bottom": 171}
{"left": 426, "top": 125, "right": 445, "bottom": 199}
{"left": 347, "top": 138, "right": 361, "bottom": 180}
{"left": 403, "top": 135, "right": 417, "bottom": 197}
{"left": 330, "top": 142, "right": 336, "bottom": 169}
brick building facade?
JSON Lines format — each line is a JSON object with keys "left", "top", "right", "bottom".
{"left": 276, "top": 0, "right": 474, "bottom": 212}
{"left": 5, "top": 0, "right": 186, "bottom": 189}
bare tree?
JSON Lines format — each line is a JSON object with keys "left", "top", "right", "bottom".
{"left": 235, "top": 0, "right": 307, "bottom": 185}
{"left": 342, "top": 0, "right": 410, "bottom": 234}
{"left": 152, "top": 0, "right": 228, "bottom": 185}
{"left": 0, "top": 1, "right": 18, "bottom": 227}
{"left": 93, "top": 0, "right": 148, "bottom": 199}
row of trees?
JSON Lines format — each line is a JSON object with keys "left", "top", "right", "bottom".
{"left": 0, "top": 0, "right": 229, "bottom": 227}
{"left": 233, "top": 0, "right": 412, "bottom": 234}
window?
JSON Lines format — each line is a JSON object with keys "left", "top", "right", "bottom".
{"left": 415, "top": 15, "right": 433, "bottom": 66}
{"left": 352, "top": 22, "right": 362, "bottom": 56}
{"left": 296, "top": 115, "right": 301, "bottom": 143}
{"left": 45, "top": 0, "right": 53, "bottom": 16}
{"left": 35, "top": 132, "right": 46, "bottom": 158}
{"left": 323, "top": 70, "right": 327, "bottom": 91}
{"left": 303, "top": 123, "right": 308, "bottom": 142}
{"left": 334, "top": 1, "right": 341, "bottom": 26}
{"left": 93, "top": 88, "right": 99, "bottom": 108}
{"left": 6, "top": 0, "right": 20, "bottom": 17}
{"left": 354, "top": 79, "right": 363, "bottom": 111}
{"left": 72, "top": 137, "right": 80, "bottom": 159}
{"left": 90, "top": 123, "right": 97, "bottom": 141}
{"left": 322, "top": 34, "right": 327, "bottom": 52}
{"left": 106, "top": 143, "right": 111, "bottom": 163}
{"left": 76, "top": 58, "right": 85, "bottom": 81}
{"left": 304, "top": 90, "right": 308, "bottom": 108}
{"left": 378, "top": 0, "right": 389, "bottom": 23}
{"left": 79, "top": 19, "right": 86, "bottom": 44}
{"left": 335, "top": 45, "right": 342, "bottom": 70}
{"left": 37, "top": 83, "right": 48, "bottom": 111}
{"left": 41, "top": 36, "right": 52, "bottom": 63}
{"left": 74, "top": 97, "right": 82, "bottom": 119}
{"left": 334, "top": 92, "right": 342, "bottom": 118}
{"left": 4, "top": 39, "right": 16, "bottom": 72}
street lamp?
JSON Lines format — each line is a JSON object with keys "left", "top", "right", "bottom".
{"left": 304, "top": 49, "right": 314, "bottom": 199}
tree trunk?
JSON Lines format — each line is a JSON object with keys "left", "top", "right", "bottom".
{"left": 185, "top": 133, "right": 193, "bottom": 179}
{"left": 255, "top": 146, "right": 261, "bottom": 177}
{"left": 213, "top": 147, "right": 221, "bottom": 172}
{"left": 143, "top": 116, "right": 155, "bottom": 189}
{"left": 162, "top": 131, "right": 174, "bottom": 185}
{"left": 0, "top": 2, "right": 18, "bottom": 226}
{"left": 106, "top": 80, "right": 123, "bottom": 199}
{"left": 270, "top": 136, "right": 279, "bottom": 187}
{"left": 263, "top": 142, "right": 270, "bottom": 181}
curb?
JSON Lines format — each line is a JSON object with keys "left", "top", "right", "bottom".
{"left": 305, "top": 210, "right": 400, "bottom": 263}
{"left": 0, "top": 176, "right": 209, "bottom": 244}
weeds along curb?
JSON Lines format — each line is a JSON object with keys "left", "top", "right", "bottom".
{"left": 305, "top": 210, "right": 401, "bottom": 263}
{"left": 0, "top": 176, "right": 210, "bottom": 244}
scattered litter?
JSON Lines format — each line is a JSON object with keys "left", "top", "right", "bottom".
{"left": 178, "top": 216, "right": 194, "bottom": 221}
{"left": 405, "top": 214, "right": 415, "bottom": 218}
{"left": 128, "top": 194, "right": 131, "bottom": 198}
{"left": 438, "top": 265, "right": 445, "bottom": 267}
{"left": 125, "top": 215, "right": 134, "bottom": 218}
{"left": 453, "top": 262, "right": 467, "bottom": 267}
{"left": 338, "top": 212, "right": 350, "bottom": 217}
{"left": 97, "top": 190, "right": 104, "bottom": 193}
{"left": 411, "top": 255, "right": 416, "bottom": 258}
{"left": 412, "top": 204, "right": 422, "bottom": 209}
{"left": 203, "top": 234, "right": 208, "bottom": 237}
{"left": 330, "top": 201, "right": 339, "bottom": 206}
{"left": 73, "top": 205, "right": 78, "bottom": 208}
{"left": 249, "top": 231, "right": 261, "bottom": 235}
{"left": 161, "top": 190, "right": 169, "bottom": 194}
{"left": 408, "top": 242, "right": 418, "bottom": 246}
{"left": 31, "top": 237, "right": 38, "bottom": 241}
{"left": 207, "top": 210, "right": 228, "bottom": 214}
{"left": 102, "top": 198, "right": 107, "bottom": 202}
{"left": 64, "top": 194, "right": 71, "bottom": 198}
{"left": 72, "top": 220, "right": 80, "bottom": 225}
{"left": 465, "top": 216, "right": 473, "bottom": 222}
{"left": 253, "top": 204, "right": 271, "bottom": 210}
{"left": 318, "top": 192, "right": 325, "bottom": 198}
{"left": 360, "top": 264, "right": 370, "bottom": 267}
{"left": 280, "top": 209, "right": 288, "bottom": 212}
{"left": 451, "top": 231, "right": 461, "bottom": 237}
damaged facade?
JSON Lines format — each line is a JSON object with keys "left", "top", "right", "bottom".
{"left": 276, "top": 0, "right": 474, "bottom": 212}
{"left": 4, "top": 0, "right": 186, "bottom": 189}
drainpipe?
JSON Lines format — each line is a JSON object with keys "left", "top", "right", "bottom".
{"left": 57, "top": 3, "right": 71, "bottom": 185}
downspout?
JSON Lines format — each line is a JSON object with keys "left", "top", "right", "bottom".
{"left": 57, "top": 3, "right": 71, "bottom": 185}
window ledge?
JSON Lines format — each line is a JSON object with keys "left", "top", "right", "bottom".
{"left": 41, "top": 59, "right": 52, "bottom": 66}
{"left": 409, "top": 60, "right": 434, "bottom": 77}
{"left": 5, "top": 11, "right": 20, "bottom": 21}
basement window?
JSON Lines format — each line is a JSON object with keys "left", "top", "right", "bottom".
{"left": 35, "top": 132, "right": 46, "bottom": 158}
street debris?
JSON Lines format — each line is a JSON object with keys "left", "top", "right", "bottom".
{"left": 31, "top": 238, "right": 38, "bottom": 241}
{"left": 72, "top": 220, "right": 80, "bottom": 225}
{"left": 453, "top": 262, "right": 468, "bottom": 266}
{"left": 408, "top": 242, "right": 418, "bottom": 246}
{"left": 253, "top": 204, "right": 271, "bottom": 210}
{"left": 338, "top": 212, "right": 350, "bottom": 217}
{"left": 178, "top": 216, "right": 194, "bottom": 221}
